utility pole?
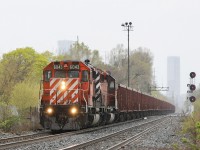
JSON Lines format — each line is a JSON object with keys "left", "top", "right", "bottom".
{"left": 121, "top": 22, "right": 133, "bottom": 87}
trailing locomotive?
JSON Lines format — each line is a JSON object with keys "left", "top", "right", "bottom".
{"left": 39, "top": 60, "right": 175, "bottom": 131}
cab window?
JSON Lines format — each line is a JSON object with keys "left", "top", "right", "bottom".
{"left": 44, "top": 70, "right": 52, "bottom": 81}
{"left": 68, "top": 71, "right": 79, "bottom": 78}
{"left": 82, "top": 70, "right": 89, "bottom": 82}
{"left": 109, "top": 81, "right": 115, "bottom": 89}
{"left": 55, "top": 70, "right": 66, "bottom": 78}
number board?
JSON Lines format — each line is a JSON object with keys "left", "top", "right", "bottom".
{"left": 70, "top": 64, "right": 80, "bottom": 70}
{"left": 54, "top": 64, "right": 63, "bottom": 69}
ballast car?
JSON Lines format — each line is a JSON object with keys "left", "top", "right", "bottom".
{"left": 39, "top": 59, "right": 175, "bottom": 131}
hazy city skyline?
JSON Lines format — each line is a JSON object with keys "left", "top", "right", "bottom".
{"left": 167, "top": 56, "right": 180, "bottom": 109}
{"left": 0, "top": 0, "right": 200, "bottom": 94}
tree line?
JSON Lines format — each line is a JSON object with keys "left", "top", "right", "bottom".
{"left": 0, "top": 41, "right": 159, "bottom": 131}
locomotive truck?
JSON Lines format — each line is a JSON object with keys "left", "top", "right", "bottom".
{"left": 39, "top": 59, "right": 175, "bottom": 131}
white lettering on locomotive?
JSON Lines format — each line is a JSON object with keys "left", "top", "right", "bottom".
{"left": 54, "top": 64, "right": 63, "bottom": 69}
{"left": 70, "top": 64, "right": 79, "bottom": 70}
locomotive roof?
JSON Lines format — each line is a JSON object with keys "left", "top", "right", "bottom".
{"left": 49, "top": 60, "right": 115, "bottom": 79}
{"left": 53, "top": 60, "right": 82, "bottom": 63}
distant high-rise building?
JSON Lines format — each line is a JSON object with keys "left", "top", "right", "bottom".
{"left": 167, "top": 56, "right": 180, "bottom": 109}
{"left": 57, "top": 40, "right": 75, "bottom": 55}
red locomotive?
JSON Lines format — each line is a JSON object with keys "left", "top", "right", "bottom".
{"left": 39, "top": 59, "right": 175, "bottom": 131}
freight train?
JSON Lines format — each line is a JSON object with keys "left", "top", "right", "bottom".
{"left": 39, "top": 59, "right": 175, "bottom": 131}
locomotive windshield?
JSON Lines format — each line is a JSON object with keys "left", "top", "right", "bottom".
{"left": 68, "top": 71, "right": 79, "bottom": 78}
{"left": 55, "top": 70, "right": 66, "bottom": 78}
{"left": 109, "top": 81, "right": 115, "bottom": 89}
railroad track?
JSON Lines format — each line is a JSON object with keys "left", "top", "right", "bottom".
{"left": 60, "top": 116, "right": 169, "bottom": 150}
{"left": 0, "top": 131, "right": 54, "bottom": 150}
{"left": 107, "top": 119, "right": 168, "bottom": 150}
{"left": 0, "top": 131, "right": 52, "bottom": 145}
{"left": 0, "top": 117, "right": 143, "bottom": 149}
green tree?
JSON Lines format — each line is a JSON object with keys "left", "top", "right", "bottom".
{"left": 130, "top": 47, "right": 153, "bottom": 93}
{"left": 0, "top": 47, "right": 48, "bottom": 104}
{"left": 0, "top": 47, "right": 35, "bottom": 104}
{"left": 69, "top": 41, "right": 103, "bottom": 66}
{"left": 9, "top": 80, "right": 39, "bottom": 116}
{"left": 90, "top": 50, "right": 103, "bottom": 66}
{"left": 0, "top": 101, "right": 12, "bottom": 121}
{"left": 109, "top": 44, "right": 128, "bottom": 85}
{"left": 0, "top": 48, "right": 49, "bottom": 131}
{"left": 70, "top": 42, "right": 91, "bottom": 61}
{"left": 28, "top": 53, "right": 49, "bottom": 82}
{"left": 41, "top": 50, "right": 54, "bottom": 61}
{"left": 109, "top": 44, "right": 127, "bottom": 68}
{"left": 109, "top": 45, "right": 153, "bottom": 93}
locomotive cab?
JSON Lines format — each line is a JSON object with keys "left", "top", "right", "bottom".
{"left": 40, "top": 60, "right": 119, "bottom": 131}
{"left": 39, "top": 61, "right": 90, "bottom": 130}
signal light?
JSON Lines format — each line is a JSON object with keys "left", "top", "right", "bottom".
{"left": 187, "top": 72, "right": 196, "bottom": 102}
{"left": 189, "top": 96, "right": 196, "bottom": 102}
{"left": 190, "top": 84, "right": 196, "bottom": 91}
{"left": 190, "top": 72, "right": 196, "bottom": 78}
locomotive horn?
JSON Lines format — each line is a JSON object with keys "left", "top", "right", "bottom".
{"left": 85, "top": 59, "right": 90, "bottom": 65}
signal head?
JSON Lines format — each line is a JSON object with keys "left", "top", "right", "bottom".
{"left": 190, "top": 84, "right": 196, "bottom": 91}
{"left": 190, "top": 72, "right": 196, "bottom": 78}
{"left": 189, "top": 96, "right": 196, "bottom": 102}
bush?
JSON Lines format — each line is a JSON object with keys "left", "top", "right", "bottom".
{"left": 0, "top": 116, "right": 21, "bottom": 132}
{"left": 0, "top": 115, "right": 39, "bottom": 133}
{"left": 181, "top": 115, "right": 200, "bottom": 149}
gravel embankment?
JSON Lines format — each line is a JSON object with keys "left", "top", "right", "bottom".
{"left": 0, "top": 115, "right": 188, "bottom": 150}
{"left": 0, "top": 131, "right": 40, "bottom": 139}
{"left": 123, "top": 115, "right": 189, "bottom": 150}
{"left": 12, "top": 116, "right": 165, "bottom": 150}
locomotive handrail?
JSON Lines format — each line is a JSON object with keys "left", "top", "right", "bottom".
{"left": 38, "top": 80, "right": 44, "bottom": 112}
{"left": 82, "top": 90, "right": 88, "bottom": 113}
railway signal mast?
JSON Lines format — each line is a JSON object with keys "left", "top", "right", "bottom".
{"left": 187, "top": 72, "right": 196, "bottom": 102}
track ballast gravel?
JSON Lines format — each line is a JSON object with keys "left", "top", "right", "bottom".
{"left": 1, "top": 115, "right": 188, "bottom": 150}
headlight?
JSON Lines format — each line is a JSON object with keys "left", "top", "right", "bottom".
{"left": 61, "top": 85, "right": 66, "bottom": 90}
{"left": 60, "top": 81, "right": 66, "bottom": 90}
{"left": 46, "top": 107, "right": 53, "bottom": 114}
{"left": 70, "top": 107, "right": 78, "bottom": 115}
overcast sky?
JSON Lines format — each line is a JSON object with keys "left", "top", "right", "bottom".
{"left": 0, "top": 0, "right": 200, "bottom": 95}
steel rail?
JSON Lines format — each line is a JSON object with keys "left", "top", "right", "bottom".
{"left": 0, "top": 131, "right": 51, "bottom": 145}
{"left": 107, "top": 118, "right": 169, "bottom": 150}
{"left": 0, "top": 117, "right": 144, "bottom": 150}
{"left": 60, "top": 116, "right": 168, "bottom": 150}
